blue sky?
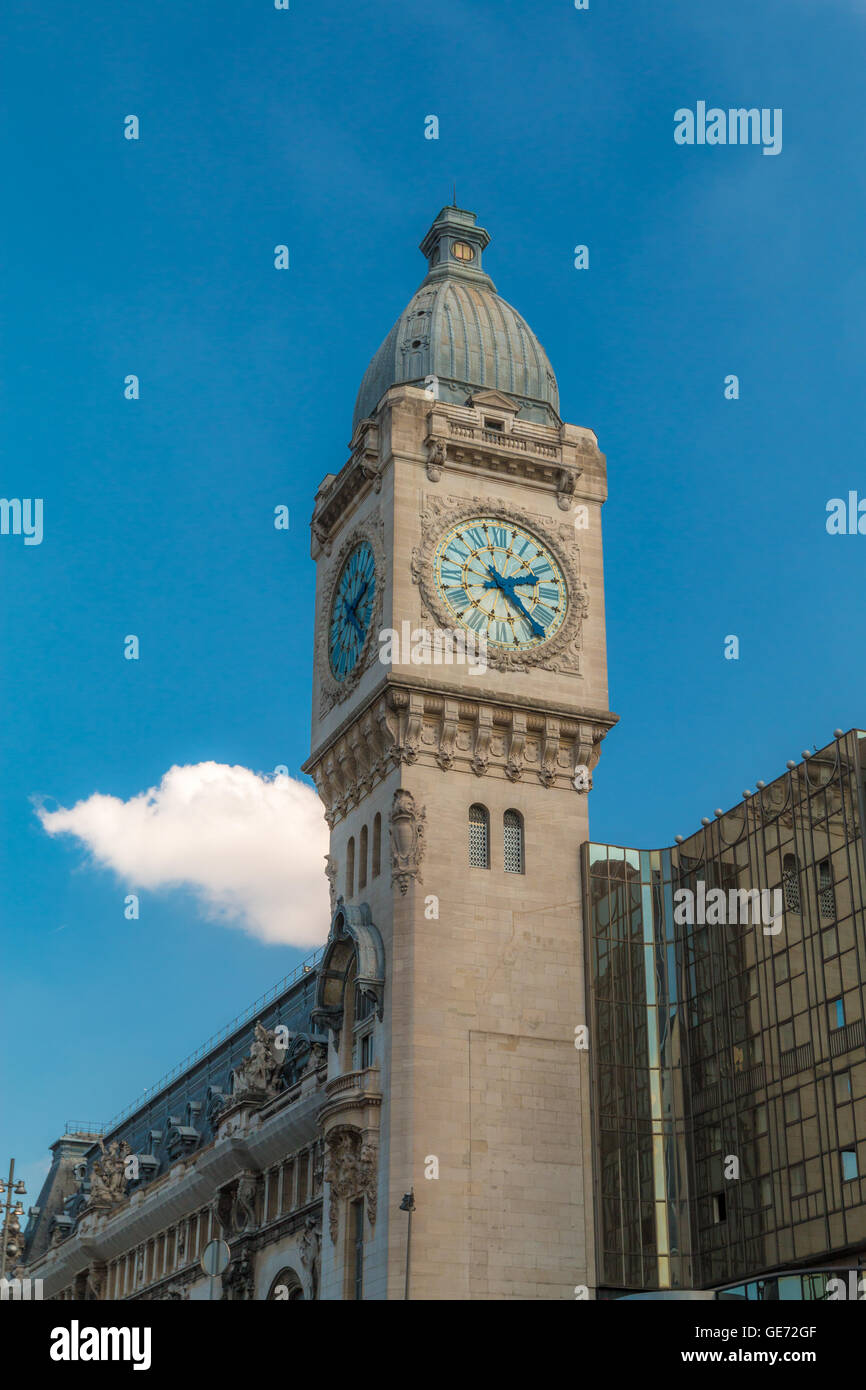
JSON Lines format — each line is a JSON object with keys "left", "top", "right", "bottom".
{"left": 3, "top": 0, "right": 865, "bottom": 1196}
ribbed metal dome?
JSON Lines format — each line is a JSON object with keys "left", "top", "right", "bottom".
{"left": 352, "top": 206, "right": 560, "bottom": 432}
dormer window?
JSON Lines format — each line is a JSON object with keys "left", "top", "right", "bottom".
{"left": 484, "top": 417, "right": 504, "bottom": 432}
{"left": 452, "top": 240, "right": 474, "bottom": 261}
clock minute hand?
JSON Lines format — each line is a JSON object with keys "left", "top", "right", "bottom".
{"left": 341, "top": 599, "right": 364, "bottom": 639}
{"left": 483, "top": 566, "right": 545, "bottom": 638}
{"left": 347, "top": 580, "right": 369, "bottom": 618}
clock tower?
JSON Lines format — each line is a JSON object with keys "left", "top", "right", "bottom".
{"left": 304, "top": 205, "right": 615, "bottom": 1300}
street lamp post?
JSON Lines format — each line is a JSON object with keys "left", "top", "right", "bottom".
{"left": 399, "top": 1188, "right": 415, "bottom": 1300}
{"left": 0, "top": 1159, "right": 28, "bottom": 1280}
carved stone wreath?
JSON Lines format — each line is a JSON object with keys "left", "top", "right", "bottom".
{"left": 410, "top": 494, "right": 589, "bottom": 675}
{"left": 317, "top": 513, "right": 386, "bottom": 715}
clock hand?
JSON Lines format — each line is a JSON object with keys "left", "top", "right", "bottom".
{"left": 347, "top": 580, "right": 370, "bottom": 617}
{"left": 481, "top": 575, "right": 536, "bottom": 589}
{"left": 341, "top": 599, "right": 364, "bottom": 640}
{"left": 482, "top": 566, "right": 545, "bottom": 637}
{"left": 503, "top": 589, "right": 545, "bottom": 638}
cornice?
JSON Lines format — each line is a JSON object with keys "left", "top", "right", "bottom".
{"left": 29, "top": 1071, "right": 328, "bottom": 1297}
{"left": 311, "top": 421, "right": 381, "bottom": 556}
{"left": 305, "top": 682, "right": 617, "bottom": 825}
{"left": 309, "top": 392, "right": 607, "bottom": 554}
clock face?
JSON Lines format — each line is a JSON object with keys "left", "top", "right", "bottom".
{"left": 434, "top": 516, "right": 568, "bottom": 651}
{"left": 328, "top": 541, "right": 376, "bottom": 681}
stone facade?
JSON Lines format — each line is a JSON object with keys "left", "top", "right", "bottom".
{"left": 23, "top": 205, "right": 615, "bottom": 1301}
{"left": 304, "top": 368, "right": 614, "bottom": 1298}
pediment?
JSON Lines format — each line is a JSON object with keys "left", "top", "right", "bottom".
{"left": 467, "top": 389, "right": 520, "bottom": 415}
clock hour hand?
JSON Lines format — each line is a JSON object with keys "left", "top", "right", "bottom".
{"left": 347, "top": 580, "right": 369, "bottom": 617}
{"left": 341, "top": 599, "right": 364, "bottom": 640}
{"left": 483, "top": 566, "right": 545, "bottom": 638}
{"left": 481, "top": 575, "right": 536, "bottom": 589}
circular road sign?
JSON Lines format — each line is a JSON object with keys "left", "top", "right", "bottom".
{"left": 200, "top": 1239, "right": 231, "bottom": 1277}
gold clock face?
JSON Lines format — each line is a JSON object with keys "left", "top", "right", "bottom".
{"left": 433, "top": 516, "right": 568, "bottom": 651}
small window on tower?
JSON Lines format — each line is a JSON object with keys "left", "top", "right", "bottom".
{"left": 452, "top": 240, "right": 474, "bottom": 261}
{"left": 346, "top": 838, "right": 355, "bottom": 898}
{"left": 469, "top": 804, "right": 490, "bottom": 869}
{"left": 359, "top": 825, "right": 368, "bottom": 891}
{"left": 782, "top": 854, "right": 800, "bottom": 913}
{"left": 372, "top": 813, "right": 381, "bottom": 879}
{"left": 819, "top": 859, "right": 836, "bottom": 918}
{"left": 503, "top": 810, "right": 524, "bottom": 874}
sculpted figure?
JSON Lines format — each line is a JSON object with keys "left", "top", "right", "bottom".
{"left": 299, "top": 1216, "right": 321, "bottom": 1298}
{"left": 231, "top": 1022, "right": 284, "bottom": 1096}
{"left": 86, "top": 1139, "right": 131, "bottom": 1209}
{"left": 234, "top": 1174, "right": 258, "bottom": 1233}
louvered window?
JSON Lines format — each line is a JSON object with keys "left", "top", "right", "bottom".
{"left": 819, "top": 859, "right": 835, "bottom": 918}
{"left": 469, "top": 804, "right": 490, "bottom": 869}
{"left": 782, "top": 854, "right": 800, "bottom": 913}
{"left": 503, "top": 809, "right": 524, "bottom": 874}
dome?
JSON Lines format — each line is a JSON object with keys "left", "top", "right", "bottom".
{"left": 352, "top": 205, "right": 560, "bottom": 432}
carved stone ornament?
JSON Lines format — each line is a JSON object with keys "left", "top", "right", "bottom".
{"left": 308, "top": 689, "right": 615, "bottom": 821}
{"left": 389, "top": 788, "right": 426, "bottom": 894}
{"left": 316, "top": 514, "right": 386, "bottom": 716}
{"left": 85, "top": 1263, "right": 106, "bottom": 1301}
{"left": 410, "top": 493, "right": 589, "bottom": 675}
{"left": 229, "top": 1021, "right": 286, "bottom": 1100}
{"left": 222, "top": 1249, "right": 255, "bottom": 1301}
{"left": 323, "top": 1128, "right": 378, "bottom": 1244}
{"left": 324, "top": 854, "right": 338, "bottom": 913}
{"left": 84, "top": 1139, "right": 132, "bottom": 1212}
{"left": 299, "top": 1215, "right": 322, "bottom": 1299}
{"left": 556, "top": 466, "right": 580, "bottom": 511}
{"left": 426, "top": 436, "right": 446, "bottom": 482}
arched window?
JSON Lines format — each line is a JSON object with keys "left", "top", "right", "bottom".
{"left": 503, "top": 810, "right": 524, "bottom": 874}
{"left": 346, "top": 838, "right": 355, "bottom": 898}
{"left": 469, "top": 804, "right": 490, "bottom": 869}
{"left": 782, "top": 854, "right": 800, "bottom": 913}
{"left": 359, "top": 825, "right": 368, "bottom": 891}
{"left": 818, "top": 859, "right": 835, "bottom": 918}
{"left": 372, "top": 813, "right": 381, "bottom": 879}
{"left": 267, "top": 1268, "right": 305, "bottom": 1300}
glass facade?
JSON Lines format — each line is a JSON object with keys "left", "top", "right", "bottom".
{"left": 583, "top": 730, "right": 866, "bottom": 1294}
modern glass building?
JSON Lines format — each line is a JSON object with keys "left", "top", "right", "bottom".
{"left": 582, "top": 729, "right": 866, "bottom": 1297}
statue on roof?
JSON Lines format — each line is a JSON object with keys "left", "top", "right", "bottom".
{"left": 230, "top": 1021, "right": 285, "bottom": 1098}
{"left": 85, "top": 1139, "right": 132, "bottom": 1211}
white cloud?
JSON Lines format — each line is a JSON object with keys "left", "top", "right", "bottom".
{"left": 37, "top": 763, "right": 330, "bottom": 947}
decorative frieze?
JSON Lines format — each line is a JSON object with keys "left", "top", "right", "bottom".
{"left": 307, "top": 686, "right": 613, "bottom": 824}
